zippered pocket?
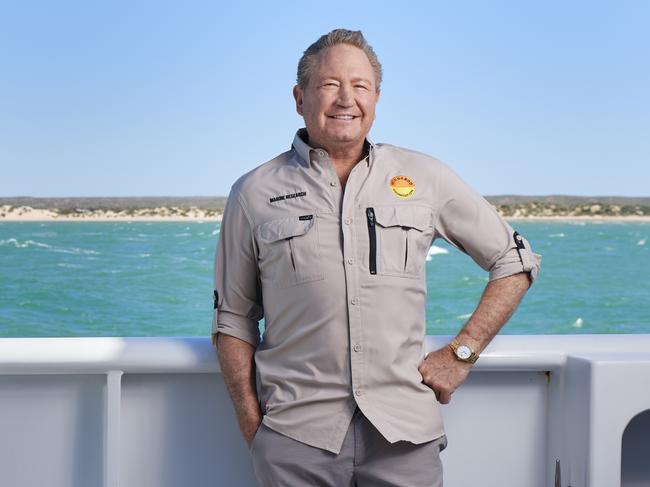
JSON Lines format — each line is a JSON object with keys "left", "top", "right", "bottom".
{"left": 366, "top": 207, "right": 377, "bottom": 275}
{"left": 368, "top": 205, "right": 433, "bottom": 278}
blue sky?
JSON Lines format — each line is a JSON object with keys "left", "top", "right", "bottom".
{"left": 1, "top": 0, "right": 648, "bottom": 197}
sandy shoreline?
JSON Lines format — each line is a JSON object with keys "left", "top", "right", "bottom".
{"left": 1, "top": 206, "right": 649, "bottom": 222}
{"left": 0, "top": 206, "right": 223, "bottom": 222}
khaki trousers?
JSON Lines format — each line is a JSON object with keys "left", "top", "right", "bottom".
{"left": 250, "top": 407, "right": 447, "bottom": 486}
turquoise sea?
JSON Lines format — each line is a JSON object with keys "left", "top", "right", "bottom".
{"left": 1, "top": 221, "right": 649, "bottom": 337}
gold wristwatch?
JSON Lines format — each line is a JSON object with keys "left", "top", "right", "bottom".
{"left": 448, "top": 338, "right": 479, "bottom": 364}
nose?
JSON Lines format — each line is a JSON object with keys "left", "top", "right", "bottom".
{"left": 336, "top": 84, "right": 354, "bottom": 107}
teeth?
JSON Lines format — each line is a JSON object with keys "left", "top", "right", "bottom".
{"left": 332, "top": 115, "right": 354, "bottom": 120}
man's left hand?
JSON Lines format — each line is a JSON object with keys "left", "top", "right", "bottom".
{"left": 418, "top": 345, "right": 473, "bottom": 404}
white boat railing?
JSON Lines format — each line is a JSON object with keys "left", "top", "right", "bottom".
{"left": 1, "top": 334, "right": 649, "bottom": 487}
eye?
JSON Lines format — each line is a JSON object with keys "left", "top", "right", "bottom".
{"left": 355, "top": 84, "right": 369, "bottom": 90}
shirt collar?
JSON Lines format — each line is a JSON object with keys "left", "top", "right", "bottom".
{"left": 291, "top": 128, "right": 375, "bottom": 168}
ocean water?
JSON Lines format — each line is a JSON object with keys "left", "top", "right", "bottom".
{"left": 0, "top": 220, "right": 648, "bottom": 337}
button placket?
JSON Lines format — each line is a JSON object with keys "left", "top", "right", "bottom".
{"left": 314, "top": 149, "right": 341, "bottom": 209}
{"left": 316, "top": 152, "right": 342, "bottom": 225}
{"left": 339, "top": 161, "right": 367, "bottom": 402}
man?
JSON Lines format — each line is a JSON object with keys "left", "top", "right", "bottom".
{"left": 212, "top": 29, "right": 541, "bottom": 486}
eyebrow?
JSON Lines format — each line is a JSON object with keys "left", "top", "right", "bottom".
{"left": 351, "top": 77, "right": 371, "bottom": 85}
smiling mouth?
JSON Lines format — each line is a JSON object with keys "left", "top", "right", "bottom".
{"left": 328, "top": 115, "right": 358, "bottom": 121}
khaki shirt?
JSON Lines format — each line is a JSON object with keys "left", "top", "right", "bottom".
{"left": 213, "top": 129, "right": 541, "bottom": 454}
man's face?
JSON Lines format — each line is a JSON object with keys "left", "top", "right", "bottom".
{"left": 293, "top": 44, "right": 380, "bottom": 153}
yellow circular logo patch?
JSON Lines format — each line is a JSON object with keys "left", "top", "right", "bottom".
{"left": 390, "top": 175, "right": 416, "bottom": 198}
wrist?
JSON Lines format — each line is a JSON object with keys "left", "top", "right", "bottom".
{"left": 456, "top": 331, "right": 484, "bottom": 353}
{"left": 448, "top": 337, "right": 480, "bottom": 364}
{"left": 238, "top": 402, "right": 262, "bottom": 423}
{"left": 240, "top": 412, "right": 262, "bottom": 433}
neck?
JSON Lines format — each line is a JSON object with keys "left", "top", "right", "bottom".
{"left": 312, "top": 140, "right": 368, "bottom": 189}
{"left": 328, "top": 145, "right": 365, "bottom": 167}
{"left": 307, "top": 136, "right": 367, "bottom": 167}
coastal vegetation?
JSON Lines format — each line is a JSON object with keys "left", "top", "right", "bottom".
{"left": 1, "top": 196, "right": 649, "bottom": 220}
{"left": 491, "top": 202, "right": 650, "bottom": 218}
{"left": 487, "top": 195, "right": 650, "bottom": 217}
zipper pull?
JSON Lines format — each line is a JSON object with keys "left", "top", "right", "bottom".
{"left": 366, "top": 207, "right": 375, "bottom": 226}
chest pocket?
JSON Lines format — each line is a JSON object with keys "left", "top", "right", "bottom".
{"left": 369, "top": 205, "right": 433, "bottom": 278}
{"left": 257, "top": 214, "right": 324, "bottom": 288}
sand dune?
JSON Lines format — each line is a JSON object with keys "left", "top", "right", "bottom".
{"left": 0, "top": 205, "right": 222, "bottom": 221}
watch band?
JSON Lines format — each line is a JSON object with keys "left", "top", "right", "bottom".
{"left": 448, "top": 338, "right": 479, "bottom": 364}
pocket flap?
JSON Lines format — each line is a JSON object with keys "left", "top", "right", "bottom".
{"left": 258, "top": 216, "right": 314, "bottom": 244}
{"left": 373, "top": 206, "right": 431, "bottom": 231}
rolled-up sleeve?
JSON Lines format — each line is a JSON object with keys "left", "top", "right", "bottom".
{"left": 212, "top": 189, "right": 263, "bottom": 347}
{"left": 433, "top": 163, "right": 541, "bottom": 284}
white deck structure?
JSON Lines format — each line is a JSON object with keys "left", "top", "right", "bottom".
{"left": 1, "top": 335, "right": 649, "bottom": 487}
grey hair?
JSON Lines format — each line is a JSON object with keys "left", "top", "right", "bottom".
{"left": 297, "top": 29, "right": 383, "bottom": 92}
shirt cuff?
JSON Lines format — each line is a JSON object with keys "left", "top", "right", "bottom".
{"left": 212, "top": 310, "right": 260, "bottom": 348}
{"left": 488, "top": 244, "right": 542, "bottom": 284}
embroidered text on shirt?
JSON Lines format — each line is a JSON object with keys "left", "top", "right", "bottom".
{"left": 269, "top": 191, "right": 307, "bottom": 203}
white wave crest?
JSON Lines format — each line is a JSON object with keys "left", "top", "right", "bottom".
{"left": 426, "top": 245, "right": 449, "bottom": 261}
{"left": 66, "top": 246, "right": 99, "bottom": 255}
{"left": 0, "top": 238, "right": 98, "bottom": 254}
{"left": 57, "top": 263, "right": 84, "bottom": 269}
{"left": 638, "top": 238, "right": 647, "bottom": 246}
{"left": 1, "top": 238, "right": 52, "bottom": 249}
{"left": 572, "top": 317, "right": 584, "bottom": 328}
{"left": 549, "top": 233, "right": 565, "bottom": 238}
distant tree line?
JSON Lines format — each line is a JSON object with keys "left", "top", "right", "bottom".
{"left": 1, "top": 195, "right": 649, "bottom": 218}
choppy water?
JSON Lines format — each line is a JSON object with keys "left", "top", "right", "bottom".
{"left": 1, "top": 220, "right": 648, "bottom": 337}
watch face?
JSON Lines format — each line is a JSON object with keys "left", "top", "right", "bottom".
{"left": 457, "top": 345, "right": 472, "bottom": 360}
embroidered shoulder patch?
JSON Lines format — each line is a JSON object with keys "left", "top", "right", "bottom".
{"left": 390, "top": 176, "right": 416, "bottom": 198}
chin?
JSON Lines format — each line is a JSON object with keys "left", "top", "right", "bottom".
{"left": 326, "top": 131, "right": 361, "bottom": 144}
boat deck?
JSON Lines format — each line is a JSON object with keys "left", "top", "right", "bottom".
{"left": 1, "top": 335, "right": 649, "bottom": 487}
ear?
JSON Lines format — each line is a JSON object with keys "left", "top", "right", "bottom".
{"left": 293, "top": 85, "right": 304, "bottom": 116}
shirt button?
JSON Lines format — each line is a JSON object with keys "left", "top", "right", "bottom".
{"left": 344, "top": 218, "right": 352, "bottom": 225}
{"left": 347, "top": 257, "right": 354, "bottom": 265}
{"left": 317, "top": 150, "right": 326, "bottom": 157}
{"left": 351, "top": 297, "right": 359, "bottom": 305}
{"left": 355, "top": 389, "right": 363, "bottom": 396}
{"left": 353, "top": 344, "right": 361, "bottom": 352}
{"left": 329, "top": 181, "right": 337, "bottom": 187}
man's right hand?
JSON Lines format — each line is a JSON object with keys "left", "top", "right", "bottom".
{"left": 215, "top": 333, "right": 264, "bottom": 450}
{"left": 242, "top": 415, "right": 263, "bottom": 449}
